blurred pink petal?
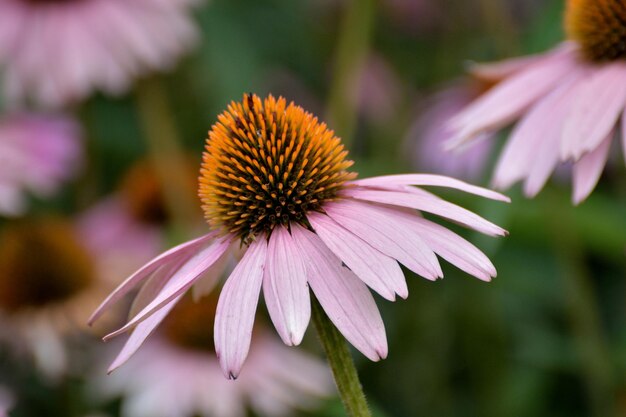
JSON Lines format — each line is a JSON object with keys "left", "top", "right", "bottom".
{"left": 572, "top": 132, "right": 613, "bottom": 205}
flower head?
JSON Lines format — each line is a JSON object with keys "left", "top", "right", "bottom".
{"left": 92, "top": 94, "right": 508, "bottom": 379}
{"left": 0, "top": 113, "right": 81, "bottom": 216}
{"left": 448, "top": 0, "right": 626, "bottom": 203}
{"left": 96, "top": 295, "right": 334, "bottom": 417}
{"left": 0, "top": 0, "right": 199, "bottom": 107}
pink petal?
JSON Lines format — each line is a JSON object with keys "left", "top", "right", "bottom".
{"left": 448, "top": 45, "right": 576, "bottom": 145}
{"left": 562, "top": 62, "right": 626, "bottom": 160}
{"left": 344, "top": 188, "right": 507, "bottom": 236}
{"left": 263, "top": 226, "right": 310, "bottom": 346}
{"left": 410, "top": 217, "right": 496, "bottom": 281}
{"left": 89, "top": 232, "right": 217, "bottom": 325}
{"left": 291, "top": 224, "right": 387, "bottom": 361}
{"left": 622, "top": 107, "right": 626, "bottom": 164}
{"left": 469, "top": 52, "right": 545, "bottom": 81}
{"left": 350, "top": 174, "right": 510, "bottom": 202}
{"left": 572, "top": 132, "right": 613, "bottom": 205}
{"left": 308, "top": 212, "right": 407, "bottom": 300}
{"left": 214, "top": 237, "right": 267, "bottom": 379}
{"left": 104, "top": 236, "right": 230, "bottom": 340}
{"left": 324, "top": 200, "right": 442, "bottom": 280}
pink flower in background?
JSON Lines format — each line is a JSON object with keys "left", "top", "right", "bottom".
{"left": 352, "top": 54, "right": 403, "bottom": 124}
{"left": 91, "top": 94, "right": 507, "bottom": 379}
{"left": 96, "top": 296, "right": 333, "bottom": 417}
{"left": 407, "top": 81, "right": 494, "bottom": 181}
{"left": 0, "top": 113, "right": 81, "bottom": 216}
{"left": 0, "top": 0, "right": 200, "bottom": 108}
{"left": 447, "top": 1, "right": 626, "bottom": 204}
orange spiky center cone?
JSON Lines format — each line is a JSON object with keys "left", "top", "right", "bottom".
{"left": 199, "top": 93, "right": 357, "bottom": 243}
{"left": 566, "top": 0, "right": 626, "bottom": 62}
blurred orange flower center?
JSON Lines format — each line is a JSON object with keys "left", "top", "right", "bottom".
{"left": 566, "top": 0, "right": 626, "bottom": 62}
{"left": 161, "top": 294, "right": 218, "bottom": 352}
{"left": 0, "top": 220, "right": 94, "bottom": 313}
{"left": 199, "top": 93, "right": 356, "bottom": 243}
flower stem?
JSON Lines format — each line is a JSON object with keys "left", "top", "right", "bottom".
{"left": 325, "top": 0, "right": 376, "bottom": 148}
{"left": 135, "top": 77, "right": 199, "bottom": 237}
{"left": 311, "top": 297, "right": 372, "bottom": 417}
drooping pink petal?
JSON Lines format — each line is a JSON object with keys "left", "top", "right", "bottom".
{"left": 572, "top": 132, "right": 613, "bottom": 205}
{"left": 104, "top": 236, "right": 231, "bottom": 340}
{"left": 490, "top": 72, "right": 584, "bottom": 191}
{"left": 410, "top": 217, "right": 496, "bottom": 281}
{"left": 344, "top": 187, "right": 507, "bottom": 236}
{"left": 290, "top": 224, "right": 387, "bottom": 361}
{"left": 350, "top": 173, "right": 510, "bottom": 202}
{"left": 308, "top": 212, "right": 407, "bottom": 300}
{"left": 214, "top": 238, "right": 267, "bottom": 379}
{"left": 469, "top": 52, "right": 545, "bottom": 81}
{"left": 89, "top": 232, "right": 217, "bottom": 325}
{"left": 448, "top": 44, "right": 576, "bottom": 145}
{"left": 324, "top": 200, "right": 442, "bottom": 280}
{"left": 263, "top": 226, "right": 310, "bottom": 346}
{"left": 562, "top": 62, "right": 626, "bottom": 160}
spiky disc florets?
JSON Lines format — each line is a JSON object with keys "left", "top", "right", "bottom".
{"left": 566, "top": 0, "right": 626, "bottom": 62}
{"left": 199, "top": 94, "right": 356, "bottom": 243}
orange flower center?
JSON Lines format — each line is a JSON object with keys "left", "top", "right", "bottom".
{"left": 566, "top": 0, "right": 626, "bottom": 62}
{"left": 199, "top": 93, "right": 356, "bottom": 243}
{"left": 161, "top": 294, "right": 217, "bottom": 352}
{"left": 0, "top": 220, "right": 94, "bottom": 313}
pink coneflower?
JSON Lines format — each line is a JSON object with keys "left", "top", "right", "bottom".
{"left": 91, "top": 94, "right": 508, "bottom": 379}
{"left": 448, "top": 0, "right": 626, "bottom": 204}
{"left": 0, "top": 113, "right": 81, "bottom": 216}
{"left": 407, "top": 81, "right": 496, "bottom": 181}
{"left": 0, "top": 0, "right": 199, "bottom": 107}
{"left": 97, "top": 295, "right": 333, "bottom": 417}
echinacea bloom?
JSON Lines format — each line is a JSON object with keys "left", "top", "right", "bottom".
{"left": 0, "top": 113, "right": 81, "bottom": 216}
{"left": 407, "top": 81, "right": 495, "bottom": 181}
{"left": 448, "top": 0, "right": 626, "bottom": 204}
{"left": 92, "top": 94, "right": 508, "bottom": 379}
{"left": 97, "top": 295, "right": 333, "bottom": 417}
{"left": 0, "top": 0, "right": 199, "bottom": 108}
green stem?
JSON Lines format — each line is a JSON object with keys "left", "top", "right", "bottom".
{"left": 548, "top": 201, "right": 616, "bottom": 417}
{"left": 325, "top": 0, "right": 376, "bottom": 147}
{"left": 311, "top": 297, "right": 372, "bottom": 417}
{"left": 135, "top": 77, "right": 199, "bottom": 237}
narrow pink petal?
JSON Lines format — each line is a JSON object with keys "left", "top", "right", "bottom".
{"left": 563, "top": 62, "right": 626, "bottom": 160}
{"left": 344, "top": 188, "right": 507, "bottom": 236}
{"left": 324, "top": 200, "right": 442, "bottom": 280}
{"left": 103, "top": 237, "right": 230, "bottom": 340}
{"left": 215, "top": 238, "right": 267, "bottom": 379}
{"left": 491, "top": 72, "right": 584, "bottom": 191}
{"left": 411, "top": 217, "right": 496, "bottom": 281}
{"left": 350, "top": 174, "right": 510, "bottom": 202}
{"left": 448, "top": 45, "right": 576, "bottom": 145}
{"left": 308, "top": 212, "right": 407, "bottom": 300}
{"left": 622, "top": 108, "right": 626, "bottom": 164}
{"left": 469, "top": 52, "right": 545, "bottom": 81}
{"left": 263, "top": 226, "right": 310, "bottom": 346}
{"left": 291, "top": 224, "right": 387, "bottom": 361}
{"left": 572, "top": 132, "right": 613, "bottom": 205}
{"left": 89, "top": 232, "right": 217, "bottom": 325}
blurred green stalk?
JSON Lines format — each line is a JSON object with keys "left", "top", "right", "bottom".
{"left": 135, "top": 77, "right": 199, "bottom": 237}
{"left": 549, "top": 202, "right": 616, "bottom": 417}
{"left": 312, "top": 297, "right": 372, "bottom": 417}
{"left": 325, "top": 0, "right": 376, "bottom": 147}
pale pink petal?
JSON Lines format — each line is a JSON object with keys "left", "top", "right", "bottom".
{"left": 104, "top": 237, "right": 230, "bottom": 339}
{"left": 448, "top": 44, "right": 576, "bottom": 145}
{"left": 214, "top": 238, "right": 267, "bottom": 379}
{"left": 469, "top": 52, "right": 545, "bottom": 81}
{"left": 308, "top": 212, "right": 407, "bottom": 300}
{"left": 562, "top": 62, "right": 626, "bottom": 160}
{"left": 291, "top": 224, "right": 387, "bottom": 361}
{"left": 410, "top": 217, "right": 496, "bottom": 281}
{"left": 343, "top": 187, "right": 507, "bottom": 236}
{"left": 263, "top": 226, "right": 310, "bottom": 346}
{"left": 572, "top": 132, "right": 613, "bottom": 205}
{"left": 623, "top": 108, "right": 626, "bottom": 164}
{"left": 89, "top": 232, "right": 217, "bottom": 325}
{"left": 324, "top": 200, "right": 442, "bottom": 280}
{"left": 350, "top": 173, "right": 510, "bottom": 202}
